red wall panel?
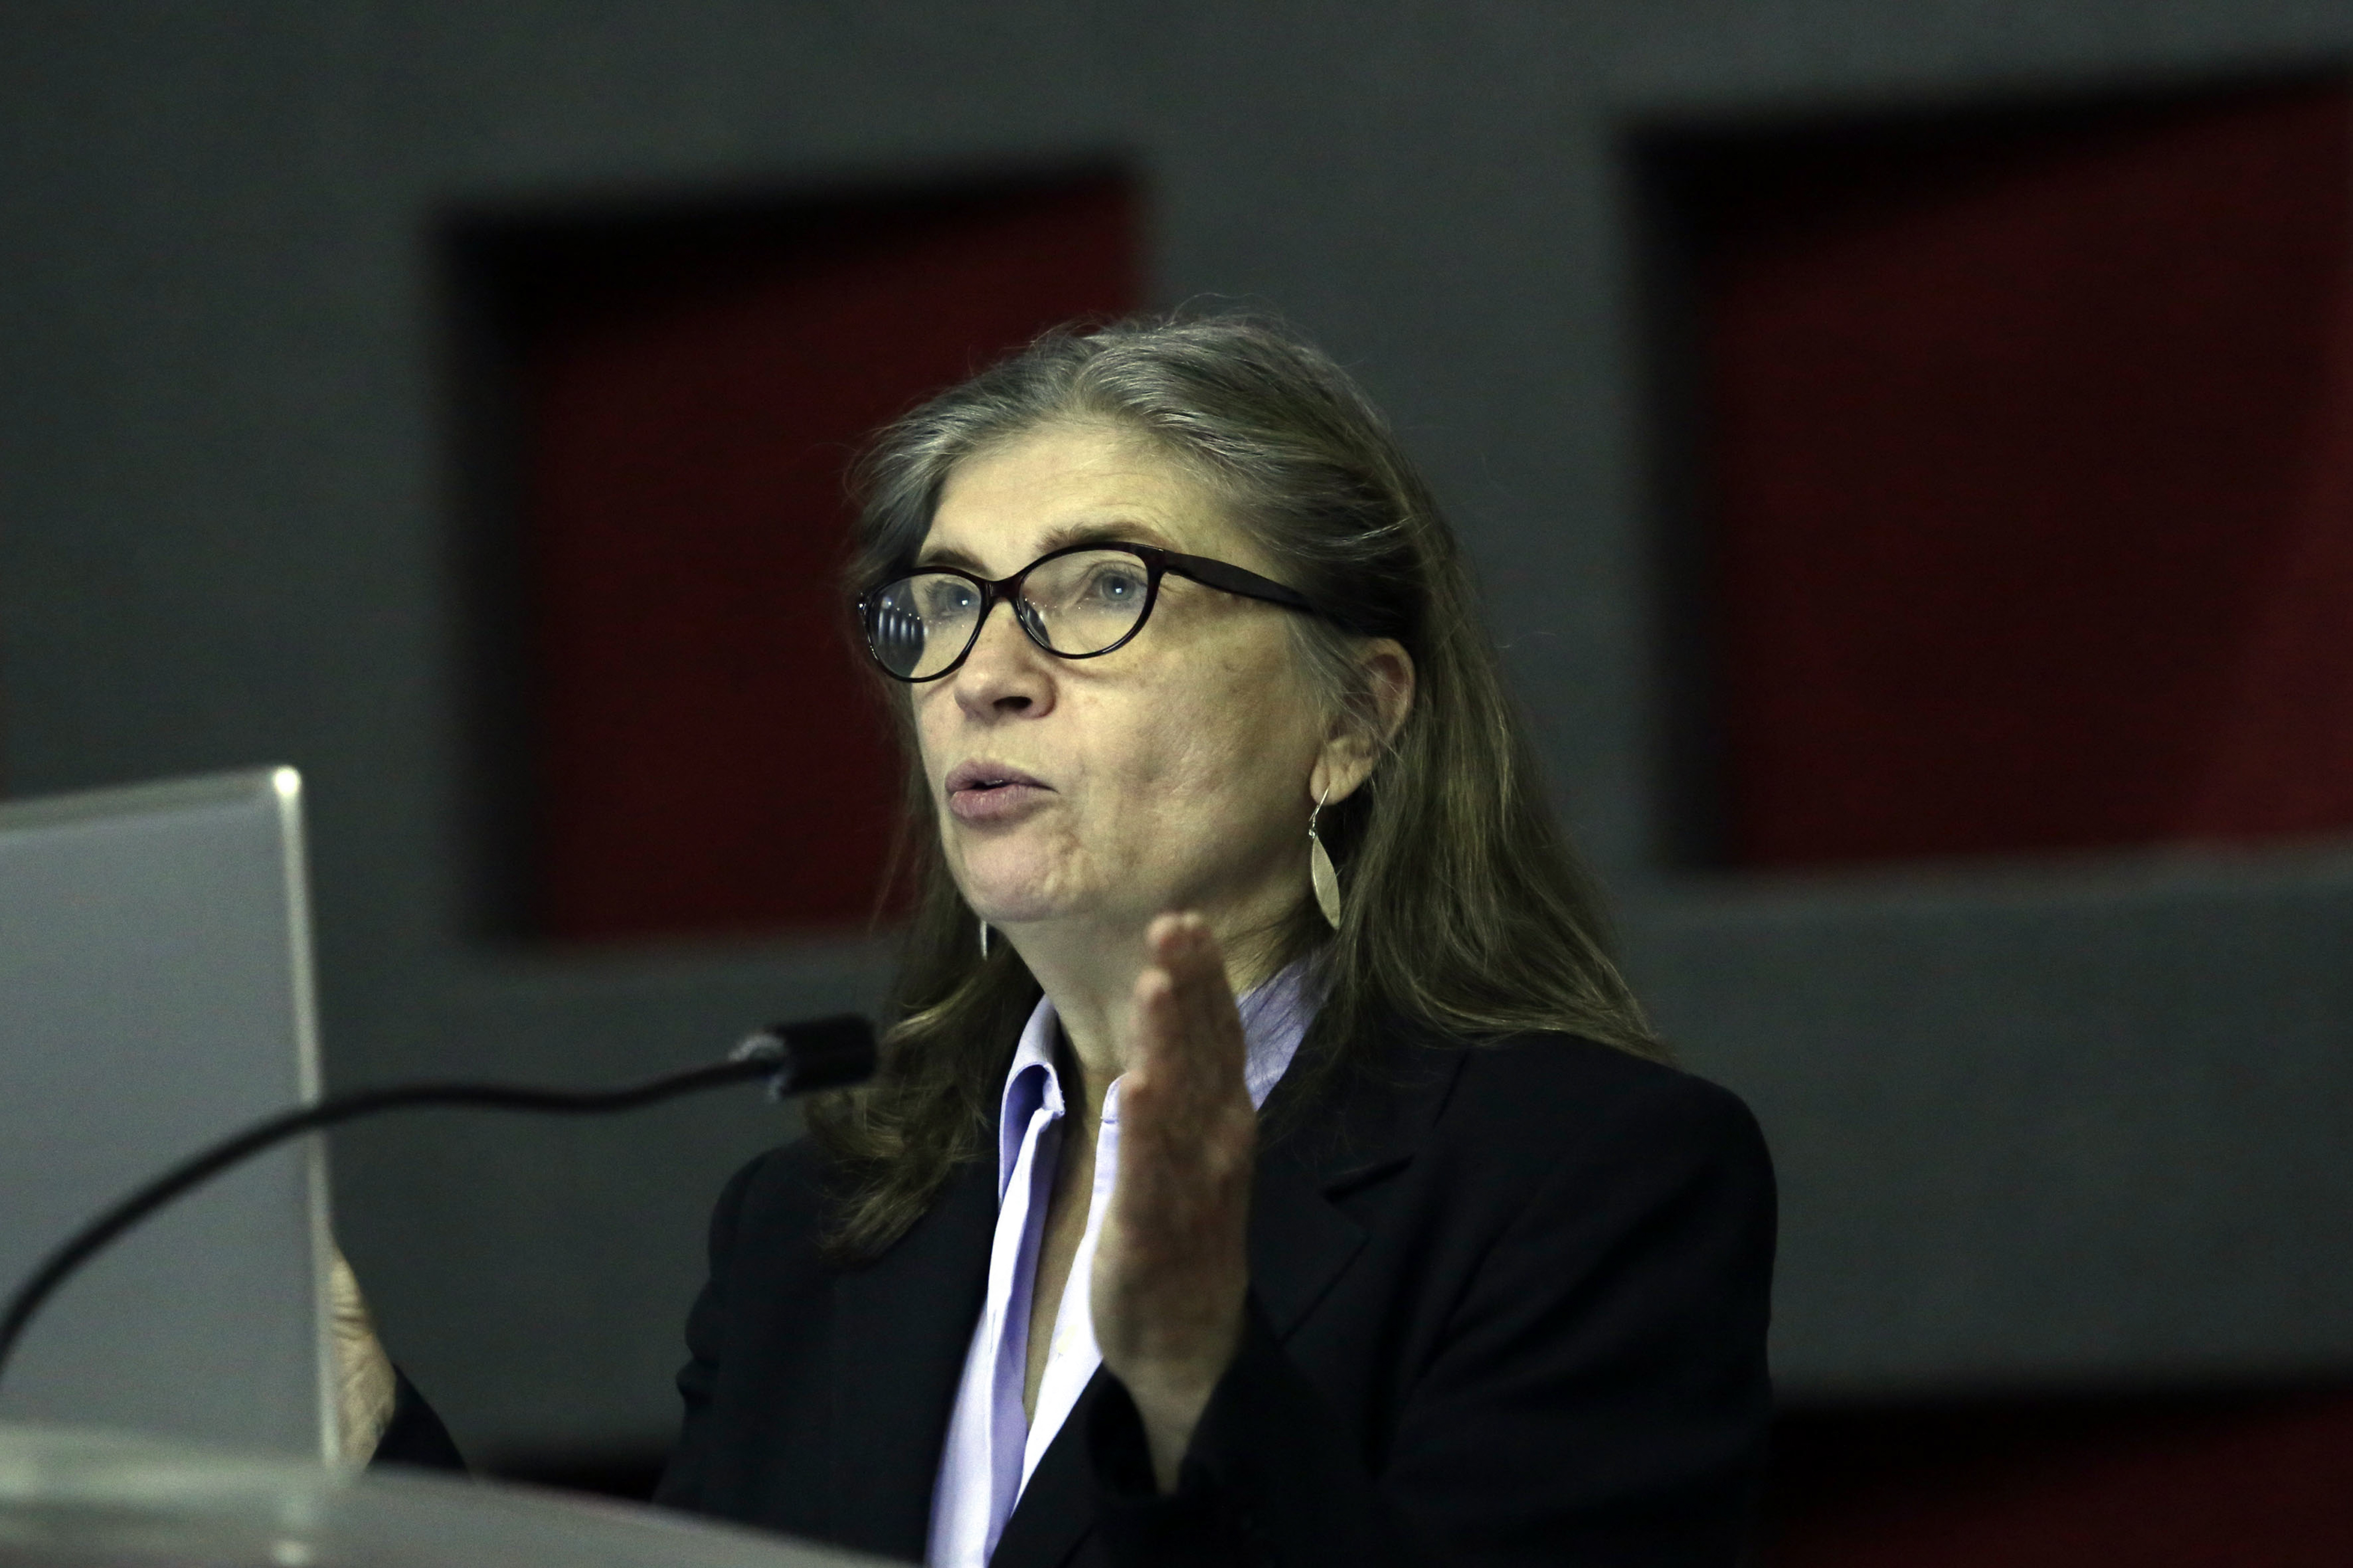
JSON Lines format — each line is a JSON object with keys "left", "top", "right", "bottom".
{"left": 516, "top": 177, "right": 1138, "bottom": 941}
{"left": 1695, "top": 86, "right": 2353, "bottom": 867}
{"left": 1768, "top": 1392, "right": 2353, "bottom": 1567}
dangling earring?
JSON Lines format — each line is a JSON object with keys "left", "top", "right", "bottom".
{"left": 978, "top": 920, "right": 991, "bottom": 959}
{"left": 1307, "top": 787, "right": 1342, "bottom": 929}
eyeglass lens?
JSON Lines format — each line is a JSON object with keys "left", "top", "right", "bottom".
{"left": 867, "top": 549, "right": 1155, "bottom": 679}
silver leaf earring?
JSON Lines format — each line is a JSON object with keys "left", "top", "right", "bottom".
{"left": 1308, "top": 786, "right": 1342, "bottom": 929}
{"left": 978, "top": 920, "right": 991, "bottom": 959}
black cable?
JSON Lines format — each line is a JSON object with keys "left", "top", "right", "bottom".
{"left": 0, "top": 1013, "right": 875, "bottom": 1391}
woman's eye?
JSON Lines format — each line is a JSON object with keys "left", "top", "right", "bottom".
{"left": 1088, "top": 569, "right": 1143, "bottom": 601}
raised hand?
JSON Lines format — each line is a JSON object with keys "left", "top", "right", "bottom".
{"left": 1090, "top": 913, "right": 1258, "bottom": 1492}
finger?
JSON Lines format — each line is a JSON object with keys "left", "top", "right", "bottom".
{"left": 1131, "top": 917, "right": 1206, "bottom": 1084}
{"left": 1124, "top": 965, "right": 1208, "bottom": 1163}
{"left": 1178, "top": 979, "right": 1246, "bottom": 1115}
{"left": 1140, "top": 913, "right": 1202, "bottom": 1025}
{"left": 1124, "top": 980, "right": 1210, "bottom": 1193}
{"left": 1125, "top": 963, "right": 1179, "bottom": 1112}
{"left": 1151, "top": 915, "right": 1243, "bottom": 1082}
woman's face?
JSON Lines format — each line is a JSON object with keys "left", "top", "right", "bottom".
{"left": 910, "top": 422, "right": 1331, "bottom": 950}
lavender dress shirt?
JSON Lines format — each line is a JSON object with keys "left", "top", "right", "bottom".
{"left": 923, "top": 963, "right": 1316, "bottom": 1568}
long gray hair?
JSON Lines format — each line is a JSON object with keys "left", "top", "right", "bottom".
{"left": 806, "top": 314, "right": 1661, "bottom": 1261}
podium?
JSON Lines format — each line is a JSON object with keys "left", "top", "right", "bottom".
{"left": 0, "top": 1423, "right": 894, "bottom": 1567}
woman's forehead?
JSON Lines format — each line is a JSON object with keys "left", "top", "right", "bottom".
{"left": 919, "top": 424, "right": 1261, "bottom": 574}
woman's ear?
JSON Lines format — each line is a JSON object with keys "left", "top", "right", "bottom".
{"left": 1310, "top": 639, "right": 1416, "bottom": 806}
{"left": 1362, "top": 638, "right": 1416, "bottom": 748}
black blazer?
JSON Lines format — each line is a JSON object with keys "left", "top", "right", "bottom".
{"left": 651, "top": 1022, "right": 1776, "bottom": 1567}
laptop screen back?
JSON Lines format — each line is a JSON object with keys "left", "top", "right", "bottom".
{"left": 0, "top": 768, "right": 335, "bottom": 1459}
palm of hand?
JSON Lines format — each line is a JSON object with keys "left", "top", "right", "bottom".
{"left": 1090, "top": 914, "right": 1258, "bottom": 1493}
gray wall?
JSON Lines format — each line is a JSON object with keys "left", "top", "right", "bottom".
{"left": 3, "top": 0, "right": 2348, "bottom": 1460}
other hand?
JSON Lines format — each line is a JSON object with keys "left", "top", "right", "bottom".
{"left": 331, "top": 1248, "right": 396, "bottom": 1464}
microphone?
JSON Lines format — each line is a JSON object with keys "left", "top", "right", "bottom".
{"left": 727, "top": 1013, "right": 878, "bottom": 1098}
{"left": 0, "top": 1015, "right": 877, "bottom": 1392}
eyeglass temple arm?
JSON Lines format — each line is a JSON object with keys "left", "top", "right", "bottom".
{"left": 1157, "top": 549, "right": 1318, "bottom": 613}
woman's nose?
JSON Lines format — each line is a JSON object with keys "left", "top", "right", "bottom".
{"left": 951, "top": 600, "right": 1055, "bottom": 718}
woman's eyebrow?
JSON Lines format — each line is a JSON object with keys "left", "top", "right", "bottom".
{"left": 912, "top": 542, "right": 988, "bottom": 572}
{"left": 913, "top": 517, "right": 1175, "bottom": 573}
{"left": 1037, "top": 518, "right": 1174, "bottom": 553}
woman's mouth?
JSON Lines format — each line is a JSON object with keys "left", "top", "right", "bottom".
{"left": 944, "top": 762, "right": 1053, "bottom": 824}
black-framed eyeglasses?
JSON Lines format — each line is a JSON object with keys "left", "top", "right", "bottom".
{"left": 857, "top": 541, "right": 1321, "bottom": 683}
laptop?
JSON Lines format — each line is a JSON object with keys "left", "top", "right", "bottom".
{"left": 0, "top": 768, "right": 338, "bottom": 1460}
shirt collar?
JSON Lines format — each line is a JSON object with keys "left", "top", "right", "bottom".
{"left": 996, "top": 958, "right": 1318, "bottom": 1193}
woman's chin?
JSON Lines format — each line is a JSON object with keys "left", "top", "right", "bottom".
{"left": 966, "top": 886, "right": 1082, "bottom": 928}
{"left": 953, "top": 847, "right": 1092, "bottom": 926}
{"left": 959, "top": 873, "right": 1076, "bottom": 929}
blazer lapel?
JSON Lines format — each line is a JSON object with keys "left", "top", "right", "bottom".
{"left": 1251, "top": 1039, "right": 1459, "bottom": 1339}
{"left": 825, "top": 1156, "right": 997, "bottom": 1562}
{"left": 986, "top": 1368, "right": 1114, "bottom": 1568}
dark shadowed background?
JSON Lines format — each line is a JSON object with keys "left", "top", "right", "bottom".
{"left": 3, "top": 4, "right": 2350, "bottom": 1562}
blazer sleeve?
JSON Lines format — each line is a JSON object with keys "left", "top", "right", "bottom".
{"left": 367, "top": 1367, "right": 467, "bottom": 1473}
{"left": 651, "top": 1152, "right": 761, "bottom": 1513}
{"left": 1084, "top": 1070, "right": 1777, "bottom": 1567}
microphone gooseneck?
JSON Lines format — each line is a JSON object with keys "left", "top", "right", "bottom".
{"left": 0, "top": 1014, "right": 877, "bottom": 1393}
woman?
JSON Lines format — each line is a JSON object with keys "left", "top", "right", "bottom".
{"left": 380, "top": 314, "right": 1775, "bottom": 1565}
